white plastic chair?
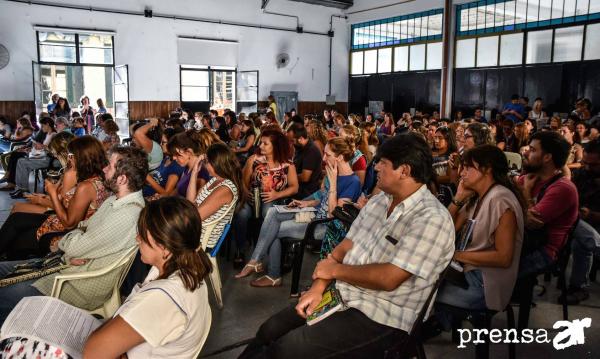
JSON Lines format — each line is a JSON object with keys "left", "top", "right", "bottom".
{"left": 199, "top": 203, "right": 235, "bottom": 309}
{"left": 504, "top": 151, "right": 523, "bottom": 171}
{"left": 50, "top": 246, "right": 138, "bottom": 318}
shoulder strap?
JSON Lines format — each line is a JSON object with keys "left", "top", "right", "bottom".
{"left": 536, "top": 174, "right": 563, "bottom": 203}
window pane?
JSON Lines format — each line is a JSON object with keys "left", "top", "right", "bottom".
{"left": 182, "top": 86, "right": 209, "bottom": 101}
{"left": 504, "top": 1, "right": 517, "bottom": 26}
{"left": 539, "top": 0, "right": 552, "bottom": 21}
{"left": 414, "top": 17, "right": 422, "bottom": 38}
{"left": 527, "top": 0, "right": 540, "bottom": 22}
{"left": 394, "top": 46, "right": 409, "bottom": 71}
{"left": 79, "top": 34, "right": 113, "bottom": 64}
{"left": 364, "top": 49, "right": 378, "bottom": 74}
{"left": 407, "top": 18, "right": 416, "bottom": 39}
{"left": 495, "top": 1, "right": 506, "bottom": 27}
{"left": 584, "top": 23, "right": 600, "bottom": 60}
{"left": 515, "top": 0, "right": 528, "bottom": 24}
{"left": 576, "top": 0, "right": 589, "bottom": 16}
{"left": 400, "top": 20, "right": 408, "bottom": 40}
{"left": 500, "top": 32, "right": 524, "bottom": 65}
{"left": 426, "top": 42, "right": 443, "bottom": 70}
{"left": 409, "top": 44, "right": 426, "bottom": 71}
{"left": 468, "top": 6, "right": 478, "bottom": 30}
{"left": 553, "top": 25, "right": 584, "bottom": 62}
{"left": 456, "top": 38, "right": 476, "bottom": 68}
{"left": 477, "top": 6, "right": 487, "bottom": 30}
{"left": 552, "top": 0, "right": 564, "bottom": 19}
{"left": 526, "top": 29, "right": 553, "bottom": 63}
{"left": 486, "top": 4, "right": 496, "bottom": 28}
{"left": 460, "top": 8, "right": 469, "bottom": 32}
{"left": 429, "top": 13, "right": 443, "bottom": 36}
{"left": 38, "top": 31, "right": 76, "bottom": 63}
{"left": 591, "top": 0, "right": 600, "bottom": 14}
{"left": 378, "top": 48, "right": 392, "bottom": 73}
{"left": 351, "top": 52, "right": 364, "bottom": 75}
{"left": 181, "top": 70, "right": 209, "bottom": 86}
{"left": 563, "top": 0, "right": 576, "bottom": 17}
{"left": 477, "top": 36, "right": 499, "bottom": 67}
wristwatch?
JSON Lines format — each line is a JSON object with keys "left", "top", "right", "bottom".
{"left": 451, "top": 198, "right": 465, "bottom": 207}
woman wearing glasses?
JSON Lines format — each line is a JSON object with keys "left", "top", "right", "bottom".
{"left": 0, "top": 136, "right": 110, "bottom": 259}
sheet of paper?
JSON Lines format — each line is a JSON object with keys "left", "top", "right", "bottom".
{"left": 274, "top": 204, "right": 317, "bottom": 214}
{"left": 1, "top": 296, "right": 101, "bottom": 359}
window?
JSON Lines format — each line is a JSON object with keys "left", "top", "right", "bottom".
{"left": 351, "top": 9, "right": 443, "bottom": 50}
{"left": 364, "top": 50, "right": 378, "bottom": 74}
{"left": 351, "top": 51, "right": 364, "bottom": 75}
{"left": 553, "top": 25, "right": 584, "bottom": 62}
{"left": 378, "top": 48, "right": 392, "bottom": 73}
{"left": 394, "top": 46, "right": 409, "bottom": 71}
{"left": 426, "top": 42, "right": 443, "bottom": 69}
{"left": 457, "top": 0, "right": 600, "bottom": 36}
{"left": 455, "top": 38, "right": 476, "bottom": 68}
{"left": 584, "top": 23, "right": 600, "bottom": 60}
{"left": 476, "top": 36, "right": 499, "bottom": 67}
{"left": 181, "top": 69, "right": 210, "bottom": 101}
{"left": 38, "top": 31, "right": 113, "bottom": 65}
{"left": 500, "top": 33, "right": 524, "bottom": 65}
{"left": 409, "top": 44, "right": 426, "bottom": 71}
{"left": 526, "top": 29, "right": 553, "bottom": 63}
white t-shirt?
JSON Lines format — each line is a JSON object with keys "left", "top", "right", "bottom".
{"left": 115, "top": 267, "right": 212, "bottom": 358}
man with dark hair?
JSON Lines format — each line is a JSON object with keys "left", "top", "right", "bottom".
{"left": 518, "top": 131, "right": 579, "bottom": 277}
{"left": 287, "top": 124, "right": 322, "bottom": 199}
{"left": 240, "top": 133, "right": 455, "bottom": 358}
{"left": 473, "top": 107, "right": 487, "bottom": 123}
{"left": 502, "top": 94, "right": 526, "bottom": 123}
{"left": 566, "top": 139, "right": 600, "bottom": 304}
{"left": 0, "top": 146, "right": 148, "bottom": 325}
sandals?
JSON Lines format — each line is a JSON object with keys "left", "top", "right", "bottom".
{"left": 234, "top": 262, "right": 263, "bottom": 278}
{"left": 250, "top": 275, "right": 282, "bottom": 287}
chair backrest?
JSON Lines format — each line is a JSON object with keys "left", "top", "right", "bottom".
{"left": 209, "top": 223, "right": 231, "bottom": 257}
{"left": 504, "top": 152, "right": 522, "bottom": 171}
{"left": 199, "top": 201, "right": 236, "bottom": 251}
{"left": 408, "top": 264, "right": 450, "bottom": 336}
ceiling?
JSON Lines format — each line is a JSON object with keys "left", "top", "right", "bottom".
{"left": 286, "top": 0, "right": 353, "bottom": 9}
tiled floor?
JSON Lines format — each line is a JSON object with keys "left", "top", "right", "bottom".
{"left": 0, "top": 186, "right": 598, "bottom": 359}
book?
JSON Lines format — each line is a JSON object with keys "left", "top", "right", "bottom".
{"left": 0, "top": 296, "right": 101, "bottom": 359}
{"left": 274, "top": 204, "right": 317, "bottom": 214}
{"left": 306, "top": 288, "right": 345, "bottom": 326}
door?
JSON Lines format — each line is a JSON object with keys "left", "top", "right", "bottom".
{"left": 113, "top": 64, "right": 129, "bottom": 139}
{"left": 270, "top": 91, "right": 297, "bottom": 123}
{"left": 32, "top": 61, "right": 43, "bottom": 118}
{"left": 236, "top": 71, "right": 258, "bottom": 114}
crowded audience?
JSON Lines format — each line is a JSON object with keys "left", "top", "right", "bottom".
{"left": 0, "top": 91, "right": 598, "bottom": 357}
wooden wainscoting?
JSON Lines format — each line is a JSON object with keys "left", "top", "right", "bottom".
{"left": 0, "top": 101, "right": 36, "bottom": 121}
{"left": 129, "top": 101, "right": 181, "bottom": 121}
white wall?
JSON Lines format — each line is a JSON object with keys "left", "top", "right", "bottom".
{"left": 0, "top": 0, "right": 350, "bottom": 102}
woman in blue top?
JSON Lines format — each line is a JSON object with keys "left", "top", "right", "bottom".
{"left": 143, "top": 128, "right": 184, "bottom": 199}
{"left": 236, "top": 137, "right": 362, "bottom": 287}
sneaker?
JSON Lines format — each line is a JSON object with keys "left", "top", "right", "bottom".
{"left": 558, "top": 287, "right": 590, "bottom": 305}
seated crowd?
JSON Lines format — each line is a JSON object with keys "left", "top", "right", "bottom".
{"left": 0, "top": 92, "right": 598, "bottom": 358}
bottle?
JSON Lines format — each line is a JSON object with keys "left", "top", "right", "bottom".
{"left": 253, "top": 186, "right": 261, "bottom": 218}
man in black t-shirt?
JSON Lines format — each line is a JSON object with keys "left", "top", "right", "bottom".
{"left": 288, "top": 124, "right": 323, "bottom": 199}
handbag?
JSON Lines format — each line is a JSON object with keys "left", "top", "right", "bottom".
{"left": 0, "top": 251, "right": 70, "bottom": 288}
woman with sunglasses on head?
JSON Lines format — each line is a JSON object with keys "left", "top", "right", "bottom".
{"left": 0, "top": 136, "right": 110, "bottom": 259}
{"left": 84, "top": 197, "right": 213, "bottom": 358}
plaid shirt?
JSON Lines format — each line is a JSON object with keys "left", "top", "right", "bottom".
{"left": 33, "top": 191, "right": 145, "bottom": 310}
{"left": 336, "top": 185, "right": 455, "bottom": 332}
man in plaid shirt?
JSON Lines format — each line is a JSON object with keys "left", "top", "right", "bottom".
{"left": 241, "top": 133, "right": 455, "bottom": 358}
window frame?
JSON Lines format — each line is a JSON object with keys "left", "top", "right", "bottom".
{"left": 179, "top": 65, "right": 239, "bottom": 109}
{"left": 36, "top": 30, "right": 115, "bottom": 67}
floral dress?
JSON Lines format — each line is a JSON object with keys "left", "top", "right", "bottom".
{"left": 36, "top": 176, "right": 111, "bottom": 245}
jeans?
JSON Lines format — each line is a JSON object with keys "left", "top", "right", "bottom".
{"left": 434, "top": 270, "right": 487, "bottom": 330}
{"left": 239, "top": 305, "right": 408, "bottom": 359}
{"left": 570, "top": 220, "right": 600, "bottom": 288}
{"left": 15, "top": 156, "right": 51, "bottom": 191}
{"left": 0, "top": 260, "right": 44, "bottom": 326}
{"left": 232, "top": 201, "right": 276, "bottom": 251}
{"left": 250, "top": 207, "right": 326, "bottom": 278}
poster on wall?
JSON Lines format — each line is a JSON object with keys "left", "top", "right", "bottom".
{"left": 368, "top": 101, "right": 384, "bottom": 118}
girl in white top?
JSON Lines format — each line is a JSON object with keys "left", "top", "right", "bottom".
{"left": 84, "top": 197, "right": 213, "bottom": 359}
{"left": 186, "top": 143, "right": 245, "bottom": 249}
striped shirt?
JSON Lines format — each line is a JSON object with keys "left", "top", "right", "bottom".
{"left": 195, "top": 178, "right": 238, "bottom": 248}
{"left": 336, "top": 185, "right": 455, "bottom": 332}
